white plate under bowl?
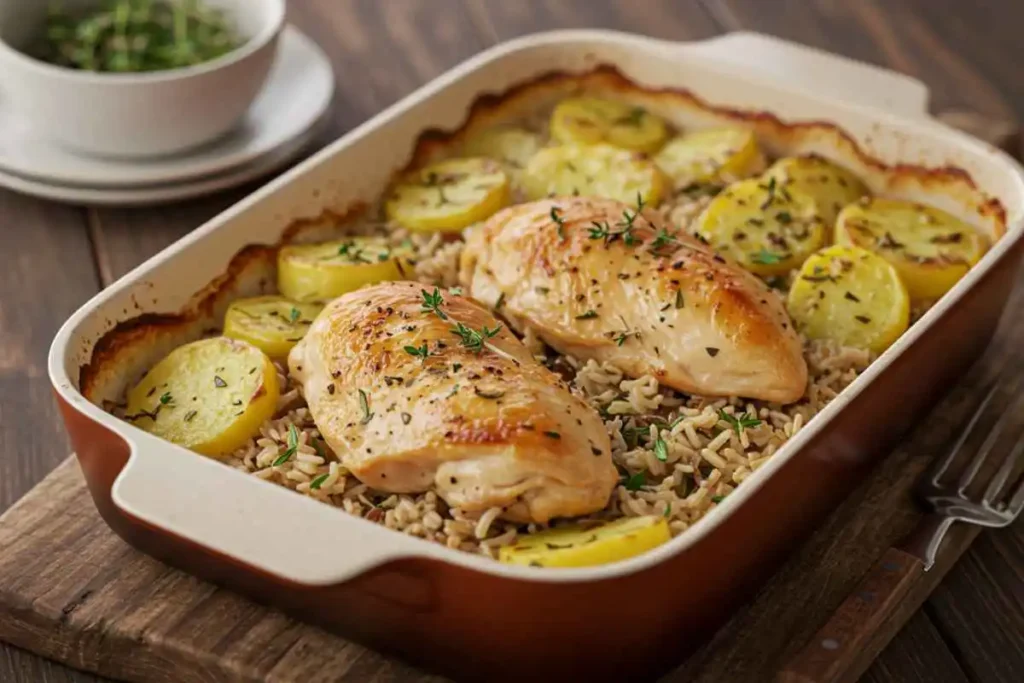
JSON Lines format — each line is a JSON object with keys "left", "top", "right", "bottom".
{"left": 0, "top": 26, "right": 333, "bottom": 189}
{"left": 0, "top": 124, "right": 321, "bottom": 207}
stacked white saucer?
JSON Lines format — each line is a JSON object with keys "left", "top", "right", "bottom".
{"left": 0, "top": 27, "right": 334, "bottom": 206}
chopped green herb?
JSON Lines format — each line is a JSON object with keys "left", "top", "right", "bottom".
{"left": 718, "top": 409, "right": 762, "bottom": 434}
{"left": 447, "top": 384, "right": 460, "bottom": 399}
{"left": 159, "top": 391, "right": 173, "bottom": 405}
{"left": 621, "top": 472, "right": 646, "bottom": 491}
{"left": 663, "top": 503, "right": 673, "bottom": 518}
{"left": 310, "top": 473, "right": 330, "bottom": 490}
{"left": 751, "top": 249, "right": 782, "bottom": 265}
{"left": 653, "top": 437, "right": 668, "bottom": 462}
{"left": 575, "top": 310, "right": 599, "bottom": 320}
{"left": 404, "top": 343, "right": 430, "bottom": 359}
{"left": 711, "top": 494, "right": 727, "bottom": 503}
{"left": 272, "top": 425, "right": 300, "bottom": 467}
{"left": 358, "top": 389, "right": 373, "bottom": 424}
{"left": 449, "top": 286, "right": 463, "bottom": 296}
{"left": 543, "top": 431, "right": 561, "bottom": 439}
{"left": 289, "top": 307, "right": 301, "bottom": 323}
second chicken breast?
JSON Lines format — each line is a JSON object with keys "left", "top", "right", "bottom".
{"left": 459, "top": 196, "right": 808, "bottom": 404}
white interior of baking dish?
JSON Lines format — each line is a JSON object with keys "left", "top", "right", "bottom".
{"left": 49, "top": 31, "right": 1024, "bottom": 585}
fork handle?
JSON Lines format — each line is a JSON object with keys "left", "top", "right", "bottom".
{"left": 776, "top": 547, "right": 925, "bottom": 683}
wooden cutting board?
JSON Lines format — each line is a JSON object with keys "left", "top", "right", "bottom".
{"left": 0, "top": 115, "right": 1020, "bottom": 683}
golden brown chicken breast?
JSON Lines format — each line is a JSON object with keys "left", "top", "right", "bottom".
{"left": 459, "top": 196, "right": 808, "bottom": 403}
{"left": 288, "top": 281, "right": 617, "bottom": 523}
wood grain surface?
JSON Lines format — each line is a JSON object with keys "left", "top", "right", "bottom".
{"left": 1, "top": 1, "right": 1022, "bottom": 681}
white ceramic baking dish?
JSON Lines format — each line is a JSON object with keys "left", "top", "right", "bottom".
{"left": 48, "top": 31, "right": 1024, "bottom": 682}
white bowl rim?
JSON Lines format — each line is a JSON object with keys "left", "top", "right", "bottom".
{"left": 0, "top": 0, "right": 286, "bottom": 85}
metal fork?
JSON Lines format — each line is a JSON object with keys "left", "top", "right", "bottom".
{"left": 779, "top": 380, "right": 1024, "bottom": 683}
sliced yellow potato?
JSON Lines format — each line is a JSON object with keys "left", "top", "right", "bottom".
{"left": 655, "top": 128, "right": 765, "bottom": 188}
{"left": 223, "top": 296, "right": 323, "bottom": 360}
{"left": 763, "top": 155, "right": 870, "bottom": 225}
{"left": 462, "top": 126, "right": 542, "bottom": 170}
{"left": 835, "top": 197, "right": 988, "bottom": 301}
{"left": 550, "top": 97, "right": 668, "bottom": 152}
{"left": 124, "top": 337, "right": 279, "bottom": 458}
{"left": 787, "top": 245, "right": 910, "bottom": 354}
{"left": 385, "top": 157, "right": 510, "bottom": 232}
{"left": 499, "top": 516, "right": 671, "bottom": 568}
{"left": 278, "top": 237, "right": 415, "bottom": 303}
{"left": 694, "top": 177, "right": 827, "bottom": 275}
{"left": 522, "top": 143, "right": 668, "bottom": 205}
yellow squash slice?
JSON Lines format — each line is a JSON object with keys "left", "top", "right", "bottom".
{"left": 223, "top": 296, "right": 323, "bottom": 360}
{"left": 462, "top": 126, "right": 542, "bottom": 170}
{"left": 124, "top": 337, "right": 280, "bottom": 458}
{"left": 787, "top": 245, "right": 910, "bottom": 355}
{"left": 763, "top": 155, "right": 870, "bottom": 225}
{"left": 522, "top": 143, "right": 668, "bottom": 205}
{"left": 834, "top": 197, "right": 988, "bottom": 301}
{"left": 655, "top": 128, "right": 765, "bottom": 188}
{"left": 278, "top": 237, "right": 415, "bottom": 303}
{"left": 385, "top": 157, "right": 510, "bottom": 233}
{"left": 499, "top": 516, "right": 671, "bottom": 568}
{"left": 550, "top": 97, "right": 668, "bottom": 152}
{"left": 693, "top": 177, "right": 827, "bottom": 275}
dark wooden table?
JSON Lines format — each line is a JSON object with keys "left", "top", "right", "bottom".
{"left": 2, "top": 1, "right": 1022, "bottom": 681}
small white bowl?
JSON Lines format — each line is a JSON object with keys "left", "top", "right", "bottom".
{"left": 0, "top": 0, "right": 285, "bottom": 158}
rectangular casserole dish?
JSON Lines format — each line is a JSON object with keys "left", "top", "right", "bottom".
{"left": 49, "top": 31, "right": 1024, "bottom": 682}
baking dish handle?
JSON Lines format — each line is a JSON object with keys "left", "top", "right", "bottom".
{"left": 681, "top": 32, "right": 931, "bottom": 120}
{"left": 112, "top": 432, "right": 415, "bottom": 585}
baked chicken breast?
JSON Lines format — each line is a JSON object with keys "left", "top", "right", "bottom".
{"left": 459, "top": 196, "right": 808, "bottom": 403}
{"left": 288, "top": 281, "right": 617, "bottom": 523}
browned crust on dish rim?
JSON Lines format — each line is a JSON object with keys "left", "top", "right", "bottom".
{"left": 78, "top": 64, "right": 1008, "bottom": 402}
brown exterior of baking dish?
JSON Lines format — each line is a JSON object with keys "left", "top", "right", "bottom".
{"left": 49, "top": 31, "right": 1024, "bottom": 683}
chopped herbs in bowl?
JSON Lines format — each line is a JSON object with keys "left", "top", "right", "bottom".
{"left": 34, "top": 0, "right": 243, "bottom": 73}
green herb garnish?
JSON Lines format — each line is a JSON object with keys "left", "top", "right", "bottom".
{"left": 289, "top": 307, "right": 301, "bottom": 323}
{"left": 420, "top": 287, "right": 448, "bottom": 320}
{"left": 452, "top": 322, "right": 502, "bottom": 355}
{"left": 159, "top": 391, "right": 173, "bottom": 405}
{"left": 718, "top": 409, "right": 762, "bottom": 434}
{"left": 272, "top": 425, "right": 300, "bottom": 467}
{"left": 550, "top": 205, "right": 566, "bottom": 240}
{"left": 34, "top": 0, "right": 243, "bottom": 74}
{"left": 404, "top": 343, "right": 430, "bottom": 360}
{"left": 575, "top": 310, "right": 598, "bottom": 320}
{"left": 653, "top": 437, "right": 668, "bottom": 462}
{"left": 622, "top": 472, "right": 646, "bottom": 491}
{"left": 358, "top": 389, "right": 373, "bottom": 424}
{"left": 310, "top": 473, "right": 330, "bottom": 490}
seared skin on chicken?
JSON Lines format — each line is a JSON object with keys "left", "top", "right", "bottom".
{"left": 288, "top": 281, "right": 617, "bottom": 523}
{"left": 459, "top": 197, "right": 808, "bottom": 403}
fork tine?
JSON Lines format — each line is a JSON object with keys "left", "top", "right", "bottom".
{"left": 984, "top": 433, "right": 1024, "bottom": 505}
{"left": 930, "top": 380, "right": 1000, "bottom": 485}
{"left": 957, "top": 386, "right": 1022, "bottom": 494}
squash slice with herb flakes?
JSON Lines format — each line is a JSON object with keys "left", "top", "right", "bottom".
{"left": 385, "top": 157, "right": 511, "bottom": 233}
{"left": 763, "top": 155, "right": 870, "bottom": 225}
{"left": 499, "top": 516, "right": 671, "bottom": 568}
{"left": 277, "top": 237, "right": 415, "bottom": 303}
{"left": 834, "top": 197, "right": 988, "bottom": 300}
{"left": 523, "top": 143, "right": 668, "bottom": 205}
{"left": 694, "top": 177, "right": 827, "bottom": 276}
{"left": 224, "top": 296, "right": 323, "bottom": 360}
{"left": 124, "top": 337, "right": 280, "bottom": 457}
{"left": 655, "top": 128, "right": 765, "bottom": 188}
{"left": 787, "top": 245, "right": 909, "bottom": 354}
{"left": 550, "top": 97, "right": 668, "bottom": 152}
